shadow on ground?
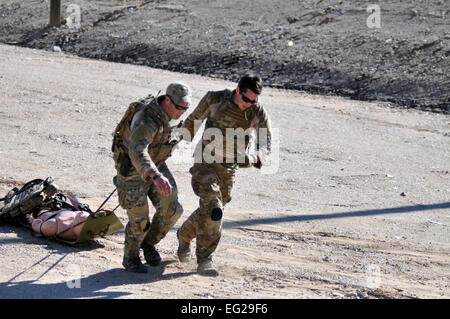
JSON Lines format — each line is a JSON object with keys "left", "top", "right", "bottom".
{"left": 223, "top": 202, "right": 450, "bottom": 228}
{"left": 1, "top": 259, "right": 193, "bottom": 299}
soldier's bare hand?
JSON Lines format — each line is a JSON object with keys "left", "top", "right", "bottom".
{"left": 153, "top": 175, "right": 172, "bottom": 196}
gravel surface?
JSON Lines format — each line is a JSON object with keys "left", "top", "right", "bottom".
{"left": 0, "top": 44, "right": 449, "bottom": 299}
{"left": 0, "top": 0, "right": 449, "bottom": 113}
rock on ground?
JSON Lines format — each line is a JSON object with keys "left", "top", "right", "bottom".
{"left": 0, "top": 44, "right": 449, "bottom": 299}
{"left": 0, "top": 0, "right": 449, "bottom": 113}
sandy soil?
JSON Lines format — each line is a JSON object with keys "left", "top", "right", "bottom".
{"left": 0, "top": 44, "right": 449, "bottom": 299}
{"left": 0, "top": 0, "right": 449, "bottom": 112}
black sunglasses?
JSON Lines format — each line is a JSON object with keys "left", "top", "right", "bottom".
{"left": 239, "top": 91, "right": 258, "bottom": 104}
{"left": 169, "top": 96, "right": 189, "bottom": 111}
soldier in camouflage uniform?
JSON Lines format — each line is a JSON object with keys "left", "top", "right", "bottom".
{"left": 177, "top": 74, "right": 272, "bottom": 276}
{"left": 112, "top": 83, "right": 191, "bottom": 273}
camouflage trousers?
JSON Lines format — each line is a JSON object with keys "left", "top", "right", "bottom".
{"left": 178, "top": 162, "right": 236, "bottom": 263}
{"left": 115, "top": 162, "right": 183, "bottom": 260}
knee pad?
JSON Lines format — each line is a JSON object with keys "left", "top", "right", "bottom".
{"left": 126, "top": 205, "right": 149, "bottom": 219}
{"left": 211, "top": 207, "right": 223, "bottom": 221}
{"left": 127, "top": 217, "right": 150, "bottom": 234}
{"left": 127, "top": 205, "right": 150, "bottom": 234}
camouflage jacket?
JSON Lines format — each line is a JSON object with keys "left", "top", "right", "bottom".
{"left": 112, "top": 95, "right": 179, "bottom": 181}
{"left": 182, "top": 89, "right": 272, "bottom": 166}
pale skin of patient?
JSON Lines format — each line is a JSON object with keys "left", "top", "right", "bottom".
{"left": 26, "top": 193, "right": 90, "bottom": 241}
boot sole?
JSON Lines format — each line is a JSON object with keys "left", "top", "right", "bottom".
{"left": 197, "top": 269, "right": 219, "bottom": 277}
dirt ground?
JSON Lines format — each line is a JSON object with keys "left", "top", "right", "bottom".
{"left": 0, "top": 44, "right": 449, "bottom": 299}
{"left": 0, "top": 0, "right": 449, "bottom": 113}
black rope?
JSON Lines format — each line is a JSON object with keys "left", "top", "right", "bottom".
{"left": 94, "top": 188, "right": 117, "bottom": 213}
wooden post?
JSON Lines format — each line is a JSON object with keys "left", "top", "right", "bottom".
{"left": 49, "top": 0, "right": 62, "bottom": 26}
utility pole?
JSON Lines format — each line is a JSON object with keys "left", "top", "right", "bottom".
{"left": 49, "top": 0, "right": 62, "bottom": 26}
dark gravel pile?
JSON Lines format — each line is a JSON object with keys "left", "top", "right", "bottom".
{"left": 1, "top": 0, "right": 449, "bottom": 113}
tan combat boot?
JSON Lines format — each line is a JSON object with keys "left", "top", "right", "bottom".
{"left": 141, "top": 242, "right": 162, "bottom": 266}
{"left": 122, "top": 256, "right": 148, "bottom": 273}
{"left": 197, "top": 259, "right": 219, "bottom": 277}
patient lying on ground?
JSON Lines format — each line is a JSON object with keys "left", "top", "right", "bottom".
{"left": 26, "top": 193, "right": 89, "bottom": 241}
